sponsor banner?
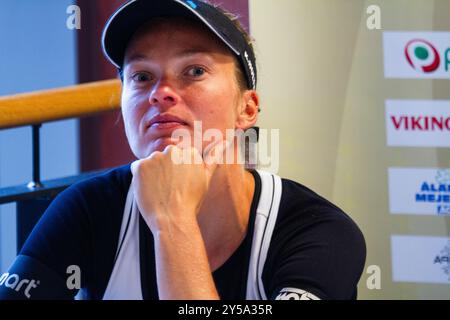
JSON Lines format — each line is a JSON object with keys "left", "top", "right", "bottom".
{"left": 388, "top": 167, "right": 450, "bottom": 215}
{"left": 386, "top": 100, "right": 450, "bottom": 147}
{"left": 383, "top": 31, "right": 450, "bottom": 78}
{"left": 391, "top": 235, "right": 450, "bottom": 285}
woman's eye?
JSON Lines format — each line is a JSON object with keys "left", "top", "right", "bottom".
{"left": 187, "top": 66, "right": 206, "bottom": 77}
{"left": 131, "top": 72, "right": 151, "bottom": 83}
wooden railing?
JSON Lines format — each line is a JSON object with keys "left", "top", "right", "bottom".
{"left": 0, "top": 79, "right": 122, "bottom": 129}
{"left": 0, "top": 79, "right": 122, "bottom": 250}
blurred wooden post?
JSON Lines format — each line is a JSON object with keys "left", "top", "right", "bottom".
{"left": 0, "top": 79, "right": 121, "bottom": 129}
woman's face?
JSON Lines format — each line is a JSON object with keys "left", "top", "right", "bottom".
{"left": 121, "top": 18, "right": 254, "bottom": 159}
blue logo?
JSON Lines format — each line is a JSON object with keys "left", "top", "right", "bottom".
{"left": 415, "top": 170, "right": 450, "bottom": 215}
{"left": 186, "top": 0, "right": 197, "bottom": 9}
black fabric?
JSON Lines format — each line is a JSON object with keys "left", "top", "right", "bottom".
{"left": 0, "top": 255, "right": 72, "bottom": 300}
{"left": 264, "top": 180, "right": 367, "bottom": 300}
{"left": 4, "top": 164, "right": 133, "bottom": 300}
{"left": 139, "top": 214, "right": 158, "bottom": 300}
{"left": 0, "top": 164, "right": 366, "bottom": 300}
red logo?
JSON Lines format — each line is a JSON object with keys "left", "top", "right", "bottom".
{"left": 391, "top": 115, "right": 450, "bottom": 131}
{"left": 405, "top": 39, "right": 440, "bottom": 73}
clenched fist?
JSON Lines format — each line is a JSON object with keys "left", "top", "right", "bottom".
{"left": 130, "top": 143, "right": 224, "bottom": 233}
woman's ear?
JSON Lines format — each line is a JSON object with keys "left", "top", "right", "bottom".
{"left": 236, "top": 90, "right": 260, "bottom": 130}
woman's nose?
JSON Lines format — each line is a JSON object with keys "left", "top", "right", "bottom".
{"left": 148, "top": 81, "right": 179, "bottom": 109}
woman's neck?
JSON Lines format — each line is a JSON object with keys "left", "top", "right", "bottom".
{"left": 197, "top": 164, "right": 255, "bottom": 271}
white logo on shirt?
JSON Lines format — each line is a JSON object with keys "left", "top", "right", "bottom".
{"left": 0, "top": 272, "right": 40, "bottom": 299}
{"left": 275, "top": 287, "right": 320, "bottom": 300}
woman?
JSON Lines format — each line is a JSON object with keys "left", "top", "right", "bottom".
{"left": 0, "top": 0, "right": 365, "bottom": 300}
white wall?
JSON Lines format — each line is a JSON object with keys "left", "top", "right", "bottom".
{"left": 0, "top": 0, "right": 79, "bottom": 271}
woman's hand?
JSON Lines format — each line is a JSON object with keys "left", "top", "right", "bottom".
{"left": 130, "top": 143, "right": 224, "bottom": 232}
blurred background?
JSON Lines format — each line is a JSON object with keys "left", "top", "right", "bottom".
{"left": 0, "top": 0, "right": 449, "bottom": 299}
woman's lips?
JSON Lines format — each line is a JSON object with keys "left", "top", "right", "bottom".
{"left": 150, "top": 121, "right": 186, "bottom": 129}
{"left": 147, "top": 114, "right": 188, "bottom": 130}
